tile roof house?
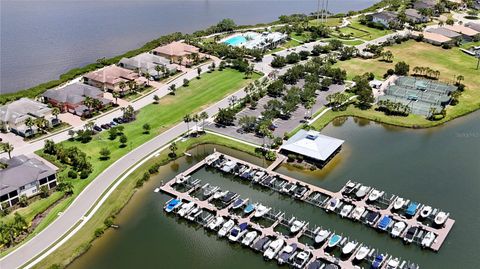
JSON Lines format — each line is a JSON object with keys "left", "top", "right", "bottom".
{"left": 152, "top": 41, "right": 205, "bottom": 65}
{"left": 371, "top": 11, "right": 399, "bottom": 28}
{"left": 83, "top": 65, "right": 142, "bottom": 93}
{"left": 413, "top": 0, "right": 437, "bottom": 10}
{"left": 405, "top": 9, "right": 429, "bottom": 23}
{"left": 443, "top": 24, "right": 480, "bottom": 39}
{"left": 412, "top": 31, "right": 453, "bottom": 45}
{"left": 119, "top": 53, "right": 178, "bottom": 79}
{"left": 0, "top": 98, "right": 58, "bottom": 137}
{"left": 0, "top": 154, "right": 58, "bottom": 209}
{"left": 43, "top": 82, "right": 112, "bottom": 116}
{"left": 465, "top": 22, "right": 480, "bottom": 32}
{"left": 426, "top": 27, "right": 463, "bottom": 39}
{"left": 280, "top": 130, "right": 344, "bottom": 166}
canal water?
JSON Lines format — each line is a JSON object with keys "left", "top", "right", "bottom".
{"left": 69, "top": 112, "right": 480, "bottom": 269}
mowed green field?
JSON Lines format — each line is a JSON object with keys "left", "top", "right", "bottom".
{"left": 327, "top": 40, "right": 480, "bottom": 128}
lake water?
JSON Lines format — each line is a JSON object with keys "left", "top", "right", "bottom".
{"left": 0, "top": 0, "right": 378, "bottom": 94}
{"left": 68, "top": 111, "right": 480, "bottom": 269}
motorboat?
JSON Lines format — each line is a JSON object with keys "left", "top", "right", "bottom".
{"left": 208, "top": 216, "right": 225, "bottom": 230}
{"left": 254, "top": 204, "right": 270, "bottom": 218}
{"left": 264, "top": 238, "right": 285, "bottom": 260}
{"left": 368, "top": 189, "right": 384, "bottom": 202}
{"left": 326, "top": 198, "right": 339, "bottom": 212}
{"left": 218, "top": 219, "right": 235, "bottom": 237}
{"left": 222, "top": 191, "right": 237, "bottom": 203}
{"left": 390, "top": 221, "right": 406, "bottom": 238}
{"left": 213, "top": 190, "right": 228, "bottom": 200}
{"left": 277, "top": 243, "right": 297, "bottom": 265}
{"left": 354, "top": 246, "right": 370, "bottom": 261}
{"left": 342, "top": 181, "right": 358, "bottom": 195}
{"left": 281, "top": 182, "right": 297, "bottom": 194}
{"left": 232, "top": 198, "right": 247, "bottom": 210}
{"left": 263, "top": 176, "right": 277, "bottom": 187}
{"left": 314, "top": 229, "right": 330, "bottom": 244}
{"left": 164, "top": 199, "right": 182, "bottom": 213}
{"left": 203, "top": 185, "right": 219, "bottom": 197}
{"left": 341, "top": 241, "right": 358, "bottom": 255}
{"left": 405, "top": 202, "right": 419, "bottom": 217}
{"left": 241, "top": 230, "right": 258, "bottom": 246}
{"left": 372, "top": 254, "right": 385, "bottom": 269}
{"left": 221, "top": 160, "right": 236, "bottom": 173}
{"left": 420, "top": 205, "right": 433, "bottom": 219}
{"left": 252, "top": 171, "right": 266, "bottom": 182}
{"left": 403, "top": 226, "right": 418, "bottom": 244}
{"left": 355, "top": 185, "right": 370, "bottom": 199}
{"left": 252, "top": 236, "right": 271, "bottom": 252}
{"left": 327, "top": 234, "right": 342, "bottom": 248}
{"left": 340, "top": 204, "right": 353, "bottom": 218}
{"left": 293, "top": 186, "right": 308, "bottom": 199}
{"left": 386, "top": 257, "right": 400, "bottom": 269}
{"left": 290, "top": 220, "right": 305, "bottom": 234}
{"left": 393, "top": 197, "right": 405, "bottom": 210}
{"left": 434, "top": 211, "right": 449, "bottom": 226}
{"left": 244, "top": 203, "right": 256, "bottom": 214}
{"left": 421, "top": 231, "right": 435, "bottom": 248}
{"left": 292, "top": 250, "right": 311, "bottom": 268}
{"left": 175, "top": 175, "right": 190, "bottom": 185}
{"left": 365, "top": 211, "right": 380, "bottom": 226}
{"left": 228, "top": 222, "right": 249, "bottom": 242}
{"left": 177, "top": 201, "right": 195, "bottom": 217}
{"left": 350, "top": 206, "right": 365, "bottom": 220}
{"left": 377, "top": 215, "right": 393, "bottom": 231}
{"left": 240, "top": 168, "right": 251, "bottom": 179}
{"left": 186, "top": 205, "right": 200, "bottom": 220}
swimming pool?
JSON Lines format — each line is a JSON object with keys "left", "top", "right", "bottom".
{"left": 223, "top": 35, "right": 247, "bottom": 46}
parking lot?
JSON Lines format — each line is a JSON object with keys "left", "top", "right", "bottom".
{"left": 206, "top": 83, "right": 345, "bottom": 146}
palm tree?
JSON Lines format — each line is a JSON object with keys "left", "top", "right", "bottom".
{"left": 2, "top": 142, "right": 14, "bottom": 159}
{"left": 169, "top": 142, "right": 178, "bottom": 157}
{"left": 52, "top": 107, "right": 60, "bottom": 120}
{"left": 119, "top": 81, "right": 127, "bottom": 95}
{"left": 83, "top": 96, "right": 94, "bottom": 115}
{"left": 199, "top": 111, "right": 208, "bottom": 132}
{"left": 25, "top": 117, "right": 35, "bottom": 136}
{"left": 168, "top": 84, "right": 176, "bottom": 95}
{"left": 35, "top": 117, "right": 48, "bottom": 133}
{"left": 127, "top": 80, "right": 136, "bottom": 93}
{"left": 178, "top": 56, "right": 184, "bottom": 65}
{"left": 112, "top": 92, "right": 120, "bottom": 105}
{"left": 183, "top": 114, "right": 192, "bottom": 134}
{"left": 192, "top": 114, "right": 199, "bottom": 133}
{"left": 143, "top": 72, "right": 151, "bottom": 86}
{"left": 155, "top": 64, "right": 163, "bottom": 79}
{"left": 456, "top": 75, "right": 464, "bottom": 85}
{"left": 85, "top": 121, "right": 95, "bottom": 131}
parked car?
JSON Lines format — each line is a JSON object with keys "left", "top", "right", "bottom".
{"left": 101, "top": 124, "right": 111, "bottom": 129}
{"left": 93, "top": 125, "right": 102, "bottom": 132}
{"left": 113, "top": 117, "right": 124, "bottom": 124}
{"left": 110, "top": 121, "right": 118, "bottom": 126}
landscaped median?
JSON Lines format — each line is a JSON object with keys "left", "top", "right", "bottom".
{"left": 0, "top": 68, "right": 261, "bottom": 257}
{"left": 30, "top": 133, "right": 261, "bottom": 269}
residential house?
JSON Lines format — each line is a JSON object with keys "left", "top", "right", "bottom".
{"left": 83, "top": 65, "right": 142, "bottom": 93}
{"left": 152, "top": 41, "right": 205, "bottom": 66}
{"left": 426, "top": 27, "right": 463, "bottom": 39}
{"left": 412, "top": 31, "right": 453, "bottom": 45}
{"left": 0, "top": 98, "right": 58, "bottom": 137}
{"left": 466, "top": 22, "right": 480, "bottom": 32}
{"left": 443, "top": 24, "right": 480, "bottom": 40}
{"left": 405, "top": 9, "right": 429, "bottom": 24}
{"left": 0, "top": 154, "right": 58, "bottom": 209}
{"left": 280, "top": 130, "right": 344, "bottom": 167}
{"left": 371, "top": 11, "right": 399, "bottom": 28}
{"left": 43, "top": 82, "right": 112, "bottom": 116}
{"left": 118, "top": 53, "right": 177, "bottom": 80}
{"left": 413, "top": 0, "right": 437, "bottom": 10}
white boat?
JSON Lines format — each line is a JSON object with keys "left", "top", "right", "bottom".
{"left": 213, "top": 190, "right": 228, "bottom": 200}
{"left": 264, "top": 238, "right": 285, "bottom": 260}
{"left": 186, "top": 206, "right": 199, "bottom": 220}
{"left": 342, "top": 241, "right": 358, "bottom": 255}
{"left": 420, "top": 206, "right": 432, "bottom": 218}
{"left": 228, "top": 223, "right": 248, "bottom": 242}
{"left": 241, "top": 231, "right": 258, "bottom": 246}
{"left": 218, "top": 219, "right": 235, "bottom": 237}
{"left": 221, "top": 160, "right": 236, "bottom": 172}
{"left": 281, "top": 182, "right": 297, "bottom": 194}
{"left": 254, "top": 204, "right": 271, "bottom": 218}
{"left": 252, "top": 171, "right": 266, "bottom": 182}
{"left": 314, "top": 230, "right": 330, "bottom": 244}
{"left": 355, "top": 246, "right": 370, "bottom": 261}
{"left": 208, "top": 216, "right": 225, "bottom": 230}
{"left": 175, "top": 175, "right": 190, "bottom": 185}
{"left": 421, "top": 231, "right": 435, "bottom": 248}
{"left": 390, "top": 221, "right": 406, "bottom": 238}
{"left": 340, "top": 205, "right": 353, "bottom": 218}
{"left": 386, "top": 257, "right": 400, "bottom": 269}
{"left": 368, "top": 189, "right": 384, "bottom": 202}
{"left": 292, "top": 250, "right": 311, "bottom": 268}
{"left": 434, "top": 211, "right": 449, "bottom": 226}
{"left": 277, "top": 243, "right": 297, "bottom": 264}
{"left": 177, "top": 201, "right": 195, "bottom": 217}
{"left": 355, "top": 185, "right": 370, "bottom": 198}
{"left": 326, "top": 198, "right": 339, "bottom": 212}
{"left": 350, "top": 206, "right": 365, "bottom": 220}
{"left": 393, "top": 197, "right": 405, "bottom": 210}
{"left": 290, "top": 220, "right": 305, "bottom": 234}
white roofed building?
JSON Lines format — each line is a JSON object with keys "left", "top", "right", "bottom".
{"left": 280, "top": 130, "right": 344, "bottom": 166}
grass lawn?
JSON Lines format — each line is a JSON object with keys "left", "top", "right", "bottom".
{"left": 327, "top": 40, "right": 480, "bottom": 128}
{"left": 1, "top": 69, "right": 260, "bottom": 257}
{"left": 309, "top": 17, "right": 343, "bottom": 27}
{"left": 32, "top": 133, "right": 261, "bottom": 269}
{"left": 290, "top": 32, "right": 310, "bottom": 42}
{"left": 345, "top": 19, "right": 393, "bottom": 41}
